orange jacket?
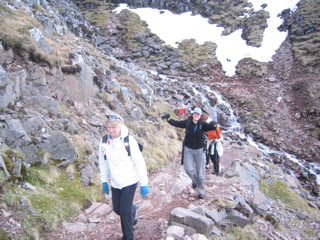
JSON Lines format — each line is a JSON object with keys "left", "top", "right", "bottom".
{"left": 207, "top": 127, "right": 222, "bottom": 140}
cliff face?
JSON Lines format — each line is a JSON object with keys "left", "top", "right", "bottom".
{"left": 0, "top": 0, "right": 319, "bottom": 239}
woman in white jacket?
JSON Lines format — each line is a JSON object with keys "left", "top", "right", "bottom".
{"left": 98, "top": 115, "right": 149, "bottom": 240}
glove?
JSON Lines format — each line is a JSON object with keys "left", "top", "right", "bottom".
{"left": 161, "top": 113, "right": 170, "bottom": 120}
{"left": 140, "top": 186, "right": 149, "bottom": 197}
{"left": 102, "top": 182, "right": 109, "bottom": 195}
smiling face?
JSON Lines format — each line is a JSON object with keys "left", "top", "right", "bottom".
{"left": 192, "top": 112, "right": 201, "bottom": 122}
{"left": 107, "top": 123, "right": 121, "bottom": 138}
{"left": 105, "top": 115, "right": 123, "bottom": 139}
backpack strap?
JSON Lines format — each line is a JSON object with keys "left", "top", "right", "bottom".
{"left": 102, "top": 134, "right": 131, "bottom": 157}
{"left": 102, "top": 134, "right": 109, "bottom": 143}
{"left": 124, "top": 135, "right": 143, "bottom": 156}
{"left": 102, "top": 134, "right": 109, "bottom": 161}
{"left": 102, "top": 134, "right": 142, "bottom": 157}
{"left": 123, "top": 135, "right": 130, "bottom": 156}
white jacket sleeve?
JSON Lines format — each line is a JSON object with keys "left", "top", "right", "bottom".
{"left": 129, "top": 135, "right": 148, "bottom": 186}
{"left": 98, "top": 139, "right": 110, "bottom": 183}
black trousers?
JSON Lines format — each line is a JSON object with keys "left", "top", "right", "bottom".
{"left": 112, "top": 182, "right": 138, "bottom": 240}
{"left": 205, "top": 144, "right": 220, "bottom": 173}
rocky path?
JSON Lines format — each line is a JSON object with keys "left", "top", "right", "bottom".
{"left": 40, "top": 151, "right": 239, "bottom": 240}
{"left": 40, "top": 144, "right": 319, "bottom": 240}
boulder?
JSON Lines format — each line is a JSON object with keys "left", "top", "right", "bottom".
{"left": 37, "top": 132, "right": 77, "bottom": 167}
{"left": 169, "top": 207, "right": 214, "bottom": 236}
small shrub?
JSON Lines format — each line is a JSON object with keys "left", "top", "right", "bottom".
{"left": 72, "top": 135, "right": 94, "bottom": 164}
{"left": 85, "top": 9, "right": 111, "bottom": 26}
{"left": 61, "top": 64, "right": 82, "bottom": 74}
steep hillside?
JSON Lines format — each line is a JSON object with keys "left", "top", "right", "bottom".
{"left": 0, "top": 0, "right": 319, "bottom": 239}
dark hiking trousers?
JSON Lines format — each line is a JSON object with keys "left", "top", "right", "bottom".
{"left": 206, "top": 144, "right": 220, "bottom": 173}
{"left": 210, "top": 154, "right": 220, "bottom": 173}
{"left": 111, "top": 182, "right": 138, "bottom": 240}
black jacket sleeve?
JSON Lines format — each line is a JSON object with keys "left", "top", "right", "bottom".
{"left": 202, "top": 122, "right": 217, "bottom": 131}
{"left": 167, "top": 119, "right": 188, "bottom": 128}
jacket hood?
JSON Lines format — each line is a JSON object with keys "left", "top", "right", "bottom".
{"left": 120, "top": 125, "right": 129, "bottom": 138}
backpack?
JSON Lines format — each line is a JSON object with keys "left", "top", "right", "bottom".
{"left": 102, "top": 134, "right": 143, "bottom": 156}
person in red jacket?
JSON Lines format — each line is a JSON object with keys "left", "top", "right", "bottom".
{"left": 205, "top": 121, "right": 224, "bottom": 175}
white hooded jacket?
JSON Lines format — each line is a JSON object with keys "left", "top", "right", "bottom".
{"left": 98, "top": 125, "right": 148, "bottom": 189}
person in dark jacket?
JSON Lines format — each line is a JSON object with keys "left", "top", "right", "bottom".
{"left": 162, "top": 108, "right": 217, "bottom": 199}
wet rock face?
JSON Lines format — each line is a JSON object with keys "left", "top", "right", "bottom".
{"left": 75, "top": 0, "right": 269, "bottom": 47}
{"left": 278, "top": 0, "right": 320, "bottom": 72}
{"left": 290, "top": 0, "right": 320, "bottom": 71}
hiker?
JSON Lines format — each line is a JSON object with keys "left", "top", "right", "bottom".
{"left": 98, "top": 114, "right": 149, "bottom": 240}
{"left": 162, "top": 108, "right": 217, "bottom": 199}
{"left": 205, "top": 121, "right": 224, "bottom": 175}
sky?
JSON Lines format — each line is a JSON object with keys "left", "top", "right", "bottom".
{"left": 114, "top": 0, "right": 300, "bottom": 76}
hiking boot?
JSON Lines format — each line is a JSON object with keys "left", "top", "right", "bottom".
{"left": 198, "top": 194, "right": 205, "bottom": 199}
{"left": 192, "top": 182, "right": 197, "bottom": 189}
{"left": 213, "top": 168, "right": 221, "bottom": 176}
{"left": 132, "top": 205, "right": 139, "bottom": 225}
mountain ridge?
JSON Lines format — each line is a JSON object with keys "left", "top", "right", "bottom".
{"left": 0, "top": 0, "right": 319, "bottom": 239}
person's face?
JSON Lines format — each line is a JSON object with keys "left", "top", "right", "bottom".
{"left": 107, "top": 123, "right": 121, "bottom": 138}
{"left": 202, "top": 113, "right": 208, "bottom": 121}
{"left": 193, "top": 113, "right": 201, "bottom": 120}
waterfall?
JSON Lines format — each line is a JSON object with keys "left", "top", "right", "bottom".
{"left": 188, "top": 83, "right": 242, "bottom": 133}
{"left": 119, "top": 59, "right": 320, "bottom": 186}
{"left": 184, "top": 82, "right": 320, "bottom": 185}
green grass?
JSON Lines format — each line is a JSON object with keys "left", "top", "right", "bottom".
{"left": 85, "top": 9, "right": 111, "bottom": 26}
{"left": 178, "top": 39, "right": 219, "bottom": 67}
{"left": 260, "top": 179, "right": 315, "bottom": 214}
{"left": 1, "top": 164, "right": 103, "bottom": 237}
{"left": 259, "top": 178, "right": 320, "bottom": 239}
{"left": 0, "top": 231, "right": 10, "bottom": 240}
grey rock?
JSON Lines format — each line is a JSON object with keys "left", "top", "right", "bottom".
{"left": 0, "top": 155, "right": 11, "bottom": 179}
{"left": 234, "top": 195, "right": 254, "bottom": 218}
{"left": 0, "top": 66, "right": 5, "bottom": 74}
{"left": 12, "top": 154, "right": 22, "bottom": 179}
{"left": 3, "top": 119, "right": 32, "bottom": 147}
{"left": 142, "top": 50, "right": 150, "bottom": 58}
{"left": 204, "top": 208, "right": 227, "bottom": 224}
{"left": 166, "top": 225, "right": 185, "bottom": 240}
{"left": 170, "top": 221, "right": 197, "bottom": 237}
{"left": 296, "top": 210, "right": 308, "bottom": 220}
{"left": 249, "top": 187, "right": 274, "bottom": 216}
{"left": 0, "top": 41, "right": 13, "bottom": 65}
{"left": 80, "top": 164, "right": 94, "bottom": 187}
{"left": 38, "top": 131, "right": 77, "bottom": 167}
{"left": 169, "top": 207, "right": 214, "bottom": 236}
{"left": 22, "top": 116, "right": 50, "bottom": 135}
{"left": 21, "top": 182, "right": 37, "bottom": 191}
{"left": 0, "top": 70, "right": 27, "bottom": 111}
{"left": 29, "top": 28, "right": 51, "bottom": 53}
{"left": 225, "top": 209, "right": 251, "bottom": 228}
{"left": 18, "top": 143, "right": 43, "bottom": 165}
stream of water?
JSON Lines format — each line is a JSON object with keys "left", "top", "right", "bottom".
{"left": 155, "top": 76, "right": 320, "bottom": 185}
{"left": 194, "top": 84, "right": 320, "bottom": 185}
